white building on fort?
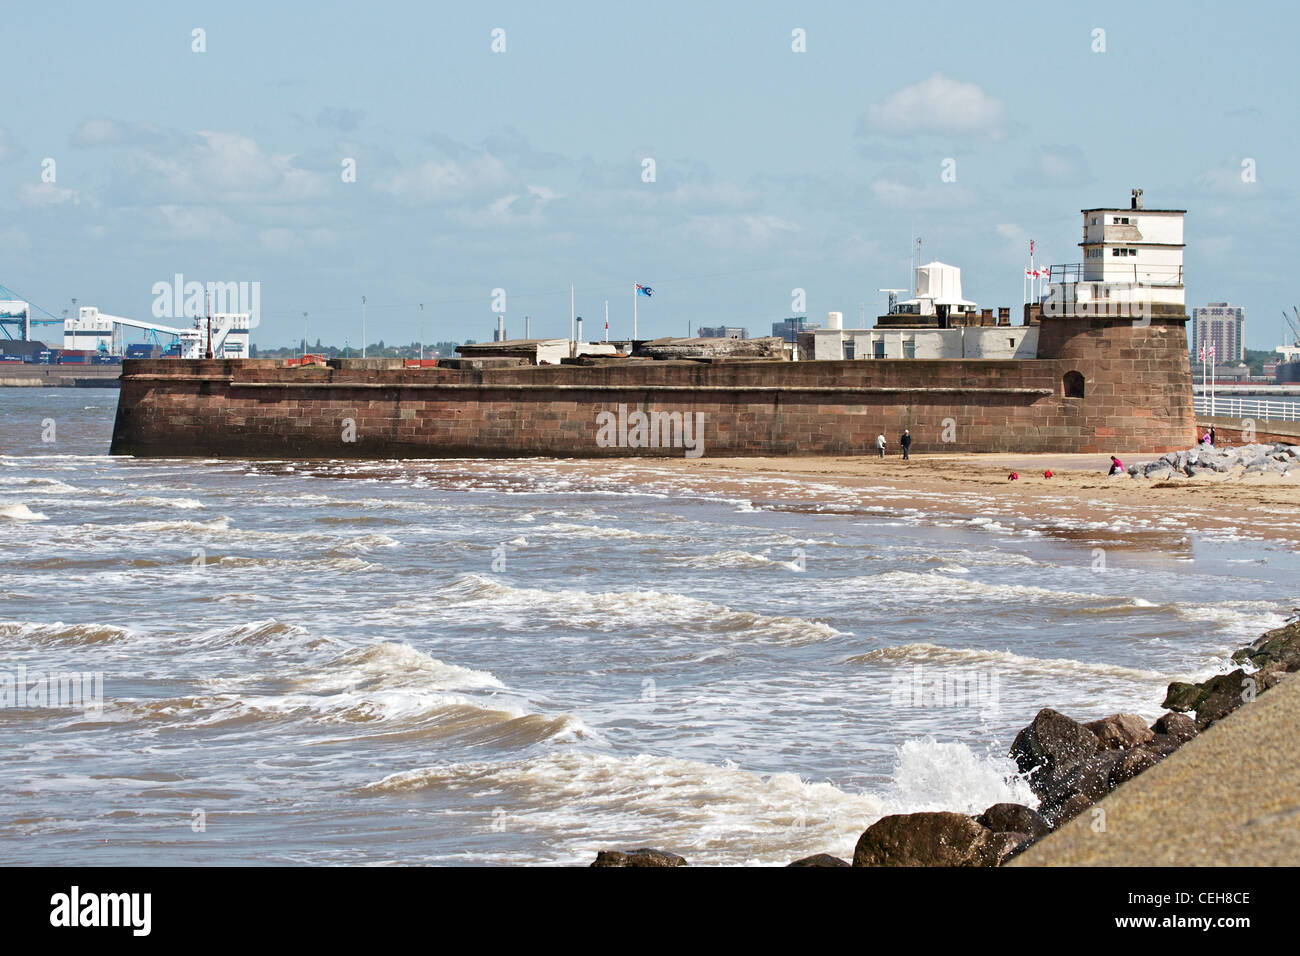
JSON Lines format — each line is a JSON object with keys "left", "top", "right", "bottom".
{"left": 1044, "top": 188, "right": 1185, "bottom": 315}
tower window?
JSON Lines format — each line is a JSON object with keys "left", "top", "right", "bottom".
{"left": 1063, "top": 371, "right": 1085, "bottom": 399}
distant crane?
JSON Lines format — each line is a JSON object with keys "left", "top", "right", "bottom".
{"left": 0, "top": 282, "right": 64, "bottom": 341}
{"left": 1282, "top": 307, "right": 1300, "bottom": 348}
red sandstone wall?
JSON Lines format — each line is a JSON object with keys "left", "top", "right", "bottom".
{"left": 110, "top": 319, "right": 1195, "bottom": 459}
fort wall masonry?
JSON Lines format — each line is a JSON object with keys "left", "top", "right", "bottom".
{"left": 110, "top": 315, "right": 1196, "bottom": 458}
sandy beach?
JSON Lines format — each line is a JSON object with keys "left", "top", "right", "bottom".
{"left": 538, "top": 452, "right": 1300, "bottom": 551}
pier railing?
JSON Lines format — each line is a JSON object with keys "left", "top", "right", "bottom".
{"left": 1193, "top": 394, "right": 1300, "bottom": 422}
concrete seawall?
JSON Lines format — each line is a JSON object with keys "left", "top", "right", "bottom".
{"left": 111, "top": 315, "right": 1195, "bottom": 458}
{"left": 1196, "top": 415, "right": 1300, "bottom": 446}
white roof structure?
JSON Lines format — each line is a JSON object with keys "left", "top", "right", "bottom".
{"left": 898, "top": 261, "right": 976, "bottom": 314}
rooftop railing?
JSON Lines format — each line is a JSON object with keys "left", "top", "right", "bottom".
{"left": 1047, "top": 263, "right": 1183, "bottom": 286}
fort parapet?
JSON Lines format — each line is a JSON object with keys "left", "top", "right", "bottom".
{"left": 109, "top": 312, "right": 1195, "bottom": 458}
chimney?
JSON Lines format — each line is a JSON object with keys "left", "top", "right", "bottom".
{"left": 576, "top": 316, "right": 583, "bottom": 343}
{"left": 997, "top": 307, "right": 1010, "bottom": 326}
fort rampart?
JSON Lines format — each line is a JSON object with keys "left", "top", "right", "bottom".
{"left": 109, "top": 315, "right": 1196, "bottom": 458}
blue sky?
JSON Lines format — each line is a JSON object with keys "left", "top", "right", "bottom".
{"left": 2, "top": 1, "right": 1294, "bottom": 349}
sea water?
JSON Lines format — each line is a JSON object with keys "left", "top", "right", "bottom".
{"left": 0, "top": 389, "right": 1294, "bottom": 865}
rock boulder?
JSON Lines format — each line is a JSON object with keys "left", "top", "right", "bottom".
{"left": 1084, "top": 713, "right": 1155, "bottom": 750}
{"left": 1151, "top": 711, "right": 1198, "bottom": 743}
{"left": 1009, "top": 708, "right": 1100, "bottom": 798}
{"left": 852, "top": 812, "right": 1004, "bottom": 867}
{"left": 975, "top": 803, "right": 1050, "bottom": 841}
{"left": 590, "top": 848, "right": 688, "bottom": 867}
{"left": 787, "top": 853, "right": 849, "bottom": 867}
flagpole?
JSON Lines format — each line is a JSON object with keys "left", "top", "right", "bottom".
{"left": 1201, "top": 346, "right": 1207, "bottom": 420}
{"left": 1201, "top": 345, "right": 1211, "bottom": 416}
{"left": 1029, "top": 239, "right": 1037, "bottom": 305}
{"left": 570, "top": 282, "right": 575, "bottom": 357}
{"left": 604, "top": 299, "right": 609, "bottom": 342}
{"left": 632, "top": 283, "right": 638, "bottom": 342}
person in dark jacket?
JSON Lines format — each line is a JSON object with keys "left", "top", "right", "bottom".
{"left": 900, "top": 429, "right": 912, "bottom": 460}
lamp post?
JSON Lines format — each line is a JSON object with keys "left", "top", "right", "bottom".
{"left": 361, "top": 296, "right": 367, "bottom": 359}
{"left": 302, "top": 311, "right": 308, "bottom": 359}
{"left": 419, "top": 303, "right": 424, "bottom": 360}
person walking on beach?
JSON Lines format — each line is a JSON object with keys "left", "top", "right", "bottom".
{"left": 900, "top": 429, "right": 911, "bottom": 460}
{"left": 876, "top": 433, "right": 886, "bottom": 458}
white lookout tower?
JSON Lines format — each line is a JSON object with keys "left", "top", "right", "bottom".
{"left": 1044, "top": 188, "right": 1185, "bottom": 314}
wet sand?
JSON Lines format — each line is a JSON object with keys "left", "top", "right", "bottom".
{"left": 543, "top": 453, "right": 1300, "bottom": 549}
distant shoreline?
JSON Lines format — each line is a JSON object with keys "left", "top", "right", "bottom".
{"left": 0, "top": 367, "right": 120, "bottom": 388}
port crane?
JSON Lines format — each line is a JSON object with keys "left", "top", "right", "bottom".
{"left": 1282, "top": 307, "right": 1300, "bottom": 348}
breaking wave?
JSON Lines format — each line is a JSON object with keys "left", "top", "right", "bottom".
{"left": 0, "top": 620, "right": 133, "bottom": 646}
{"left": 429, "top": 574, "right": 844, "bottom": 643}
{"left": 362, "top": 738, "right": 1032, "bottom": 865}
{"left": 846, "top": 642, "right": 1166, "bottom": 682}
{"left": 0, "top": 503, "right": 48, "bottom": 521}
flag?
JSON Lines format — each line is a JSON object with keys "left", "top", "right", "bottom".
{"left": 1029, "top": 239, "right": 1035, "bottom": 256}
{"left": 1199, "top": 346, "right": 1205, "bottom": 361}
{"left": 635, "top": 284, "right": 653, "bottom": 297}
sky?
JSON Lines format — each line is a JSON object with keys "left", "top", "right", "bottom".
{"left": 2, "top": 0, "right": 1296, "bottom": 350}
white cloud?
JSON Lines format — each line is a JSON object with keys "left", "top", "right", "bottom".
{"left": 69, "top": 118, "right": 182, "bottom": 149}
{"left": 20, "top": 183, "right": 88, "bottom": 207}
{"left": 123, "top": 131, "right": 329, "bottom": 203}
{"left": 1194, "top": 158, "right": 1261, "bottom": 198}
{"left": 374, "top": 154, "right": 512, "bottom": 203}
{"left": 867, "top": 74, "right": 1006, "bottom": 137}
{"left": 664, "top": 180, "right": 760, "bottom": 209}
{"left": 259, "top": 227, "right": 340, "bottom": 253}
{"left": 155, "top": 204, "right": 239, "bottom": 240}
{"left": 870, "top": 178, "right": 974, "bottom": 209}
